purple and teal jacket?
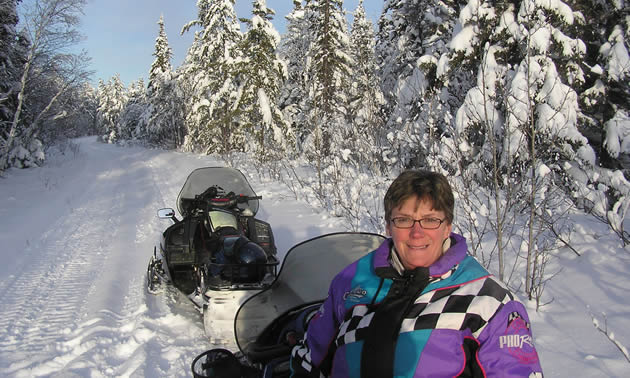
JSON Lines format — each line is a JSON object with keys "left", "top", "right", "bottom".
{"left": 290, "top": 233, "right": 543, "bottom": 377}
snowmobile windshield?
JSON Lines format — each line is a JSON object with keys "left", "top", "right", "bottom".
{"left": 176, "top": 167, "right": 259, "bottom": 216}
{"left": 234, "top": 232, "right": 386, "bottom": 355}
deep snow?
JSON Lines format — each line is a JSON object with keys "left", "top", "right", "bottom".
{"left": 0, "top": 137, "right": 629, "bottom": 377}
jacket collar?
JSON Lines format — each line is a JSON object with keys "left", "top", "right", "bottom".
{"left": 373, "top": 232, "right": 468, "bottom": 278}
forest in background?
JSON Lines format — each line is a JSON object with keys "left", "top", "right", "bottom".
{"left": 2, "top": 0, "right": 630, "bottom": 309}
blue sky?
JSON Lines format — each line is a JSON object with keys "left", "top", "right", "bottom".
{"left": 77, "top": 0, "right": 384, "bottom": 86}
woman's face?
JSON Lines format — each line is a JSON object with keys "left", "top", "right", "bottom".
{"left": 386, "top": 195, "right": 452, "bottom": 269}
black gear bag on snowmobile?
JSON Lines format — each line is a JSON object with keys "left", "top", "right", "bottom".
{"left": 147, "top": 167, "right": 280, "bottom": 341}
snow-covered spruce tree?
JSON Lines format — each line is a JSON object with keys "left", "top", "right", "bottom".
{"left": 443, "top": 0, "right": 593, "bottom": 304}
{"left": 117, "top": 78, "right": 147, "bottom": 141}
{"left": 180, "top": 0, "right": 243, "bottom": 156}
{"left": 144, "top": 15, "right": 184, "bottom": 148}
{"left": 598, "top": 9, "right": 630, "bottom": 165}
{"left": 375, "top": 0, "right": 404, "bottom": 110}
{"left": 347, "top": 0, "right": 385, "bottom": 172}
{"left": 573, "top": 0, "right": 630, "bottom": 244}
{"left": 0, "top": 0, "right": 20, "bottom": 93}
{"left": 149, "top": 14, "right": 172, "bottom": 92}
{"left": 375, "top": 0, "right": 460, "bottom": 169}
{"left": 96, "top": 74, "right": 128, "bottom": 143}
{"left": 301, "top": 0, "right": 354, "bottom": 194}
{"left": 1, "top": 0, "right": 24, "bottom": 171}
{"left": 278, "top": 0, "right": 317, "bottom": 150}
{"left": 0, "top": 0, "right": 20, "bottom": 112}
{"left": 438, "top": 0, "right": 517, "bottom": 279}
{"left": 145, "top": 14, "right": 172, "bottom": 144}
{"left": 1, "top": 0, "right": 90, "bottom": 170}
{"left": 578, "top": 0, "right": 630, "bottom": 168}
{"left": 233, "top": 0, "right": 291, "bottom": 164}
{"left": 511, "top": 2, "right": 596, "bottom": 303}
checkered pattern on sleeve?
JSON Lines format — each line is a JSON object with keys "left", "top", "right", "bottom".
{"left": 400, "top": 276, "right": 514, "bottom": 337}
{"left": 291, "top": 335, "right": 327, "bottom": 377}
{"left": 335, "top": 304, "right": 375, "bottom": 347}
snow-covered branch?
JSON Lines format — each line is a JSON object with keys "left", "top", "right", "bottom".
{"left": 589, "top": 309, "right": 630, "bottom": 364}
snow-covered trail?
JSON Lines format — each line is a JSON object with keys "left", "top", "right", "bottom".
{"left": 0, "top": 137, "right": 345, "bottom": 377}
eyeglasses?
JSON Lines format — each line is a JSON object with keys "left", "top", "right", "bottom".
{"left": 390, "top": 217, "right": 445, "bottom": 229}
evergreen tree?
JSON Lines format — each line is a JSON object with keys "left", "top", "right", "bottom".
{"left": 148, "top": 15, "right": 172, "bottom": 93}
{"left": 278, "top": 0, "right": 317, "bottom": 148}
{"left": 149, "top": 70, "right": 186, "bottom": 149}
{"left": 234, "top": 0, "right": 292, "bottom": 162}
{"left": 181, "top": 0, "right": 242, "bottom": 155}
{"left": 443, "top": 0, "right": 591, "bottom": 182}
{"left": 568, "top": 0, "right": 630, "bottom": 244}
{"left": 577, "top": 0, "right": 630, "bottom": 168}
{"left": 302, "top": 0, "right": 354, "bottom": 189}
{"left": 1, "top": 0, "right": 23, "bottom": 168}
{"left": 144, "top": 14, "right": 184, "bottom": 148}
{"left": 97, "top": 74, "right": 128, "bottom": 143}
{"left": 375, "top": 0, "right": 404, "bottom": 106}
{"left": 347, "top": 0, "right": 385, "bottom": 170}
{"left": 438, "top": 0, "right": 599, "bottom": 292}
{"left": 0, "top": 0, "right": 21, "bottom": 113}
{"left": 375, "top": 0, "right": 460, "bottom": 169}
{"left": 118, "top": 78, "right": 147, "bottom": 140}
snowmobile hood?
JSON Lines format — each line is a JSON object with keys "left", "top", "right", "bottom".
{"left": 176, "top": 167, "right": 259, "bottom": 216}
{"left": 234, "top": 232, "right": 385, "bottom": 355}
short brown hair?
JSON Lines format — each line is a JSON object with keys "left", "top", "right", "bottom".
{"left": 384, "top": 170, "right": 454, "bottom": 224}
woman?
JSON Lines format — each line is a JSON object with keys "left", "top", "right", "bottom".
{"left": 290, "top": 170, "right": 543, "bottom": 377}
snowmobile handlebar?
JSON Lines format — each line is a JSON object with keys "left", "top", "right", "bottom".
{"left": 191, "top": 186, "right": 261, "bottom": 210}
{"left": 235, "top": 194, "right": 263, "bottom": 203}
{"left": 208, "top": 194, "right": 261, "bottom": 209}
